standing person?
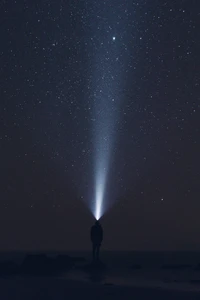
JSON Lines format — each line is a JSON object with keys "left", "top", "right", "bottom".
{"left": 90, "top": 221, "right": 103, "bottom": 261}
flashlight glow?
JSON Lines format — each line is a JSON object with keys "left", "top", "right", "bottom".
{"left": 94, "top": 165, "right": 107, "bottom": 220}
{"left": 95, "top": 186, "right": 103, "bottom": 220}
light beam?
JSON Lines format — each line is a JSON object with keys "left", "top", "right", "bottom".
{"left": 92, "top": 91, "right": 119, "bottom": 220}
{"left": 94, "top": 146, "right": 109, "bottom": 220}
{"left": 88, "top": 4, "right": 123, "bottom": 220}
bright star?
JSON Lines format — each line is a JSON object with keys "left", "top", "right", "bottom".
{"left": 112, "top": 36, "right": 116, "bottom": 41}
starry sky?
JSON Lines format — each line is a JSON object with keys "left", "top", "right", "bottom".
{"left": 0, "top": 0, "right": 200, "bottom": 251}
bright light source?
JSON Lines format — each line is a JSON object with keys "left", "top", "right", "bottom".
{"left": 94, "top": 163, "right": 107, "bottom": 220}
{"left": 95, "top": 196, "right": 102, "bottom": 220}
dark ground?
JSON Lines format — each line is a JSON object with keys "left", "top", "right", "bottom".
{"left": 1, "top": 277, "right": 200, "bottom": 300}
{"left": 1, "top": 252, "right": 200, "bottom": 299}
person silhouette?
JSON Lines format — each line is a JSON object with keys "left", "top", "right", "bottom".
{"left": 90, "top": 220, "right": 103, "bottom": 261}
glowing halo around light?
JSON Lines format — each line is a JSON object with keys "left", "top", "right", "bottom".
{"left": 94, "top": 161, "right": 107, "bottom": 220}
{"left": 94, "top": 178, "right": 104, "bottom": 220}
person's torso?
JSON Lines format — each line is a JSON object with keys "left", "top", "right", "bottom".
{"left": 91, "top": 226, "right": 103, "bottom": 242}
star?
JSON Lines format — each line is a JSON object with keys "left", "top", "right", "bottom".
{"left": 112, "top": 36, "right": 116, "bottom": 41}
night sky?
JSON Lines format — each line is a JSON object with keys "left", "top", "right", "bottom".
{"left": 0, "top": 0, "right": 200, "bottom": 251}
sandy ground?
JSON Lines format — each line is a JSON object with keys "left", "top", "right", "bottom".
{"left": 1, "top": 277, "right": 200, "bottom": 300}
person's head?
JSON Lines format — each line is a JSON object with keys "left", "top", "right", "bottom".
{"left": 95, "top": 220, "right": 100, "bottom": 226}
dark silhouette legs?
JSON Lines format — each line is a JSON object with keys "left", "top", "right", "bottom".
{"left": 92, "top": 244, "right": 100, "bottom": 261}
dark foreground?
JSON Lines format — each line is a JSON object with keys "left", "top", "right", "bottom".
{"left": 1, "top": 277, "right": 200, "bottom": 300}
{"left": 1, "top": 252, "right": 200, "bottom": 299}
